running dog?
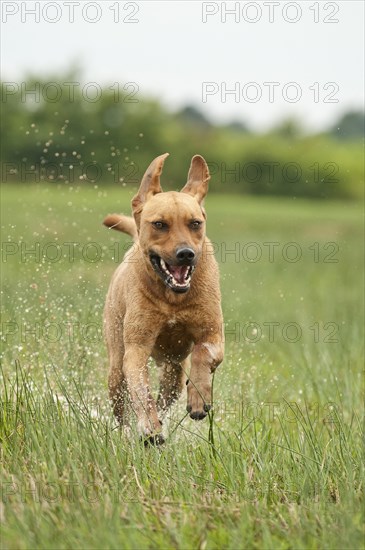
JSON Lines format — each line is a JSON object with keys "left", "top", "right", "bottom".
{"left": 103, "top": 153, "right": 223, "bottom": 443}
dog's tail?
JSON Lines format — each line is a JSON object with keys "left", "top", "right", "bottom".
{"left": 103, "top": 214, "right": 138, "bottom": 242}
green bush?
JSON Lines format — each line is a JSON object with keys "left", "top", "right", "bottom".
{"left": 1, "top": 76, "right": 363, "bottom": 199}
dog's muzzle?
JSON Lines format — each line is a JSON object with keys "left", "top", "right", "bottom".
{"left": 149, "top": 253, "right": 195, "bottom": 293}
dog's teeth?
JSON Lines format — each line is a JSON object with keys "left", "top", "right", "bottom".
{"left": 183, "top": 267, "right": 193, "bottom": 281}
{"left": 163, "top": 262, "right": 169, "bottom": 273}
{"left": 170, "top": 275, "right": 190, "bottom": 288}
{"left": 160, "top": 258, "right": 171, "bottom": 276}
{"left": 184, "top": 268, "right": 192, "bottom": 281}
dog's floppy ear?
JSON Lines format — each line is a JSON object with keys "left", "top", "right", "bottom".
{"left": 132, "top": 153, "right": 169, "bottom": 227}
{"left": 181, "top": 155, "right": 210, "bottom": 204}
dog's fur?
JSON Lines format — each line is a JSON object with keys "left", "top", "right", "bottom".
{"left": 103, "top": 153, "right": 224, "bottom": 443}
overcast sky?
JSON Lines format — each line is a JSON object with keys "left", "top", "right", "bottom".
{"left": 1, "top": 0, "right": 364, "bottom": 131}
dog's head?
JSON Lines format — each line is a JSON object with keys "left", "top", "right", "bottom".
{"left": 132, "top": 153, "right": 210, "bottom": 294}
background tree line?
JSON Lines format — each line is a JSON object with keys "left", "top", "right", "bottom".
{"left": 1, "top": 73, "right": 363, "bottom": 199}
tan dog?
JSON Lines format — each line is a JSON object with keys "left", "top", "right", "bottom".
{"left": 103, "top": 153, "right": 224, "bottom": 443}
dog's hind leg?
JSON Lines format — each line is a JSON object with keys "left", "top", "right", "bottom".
{"left": 156, "top": 358, "right": 189, "bottom": 414}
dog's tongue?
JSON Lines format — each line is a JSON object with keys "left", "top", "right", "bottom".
{"left": 168, "top": 265, "right": 188, "bottom": 284}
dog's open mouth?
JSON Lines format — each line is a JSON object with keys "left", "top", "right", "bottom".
{"left": 150, "top": 254, "right": 195, "bottom": 293}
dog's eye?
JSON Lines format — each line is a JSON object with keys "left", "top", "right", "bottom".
{"left": 190, "top": 220, "right": 202, "bottom": 230}
{"left": 152, "top": 221, "right": 168, "bottom": 230}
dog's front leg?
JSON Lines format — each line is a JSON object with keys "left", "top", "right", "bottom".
{"left": 187, "top": 339, "right": 224, "bottom": 420}
{"left": 123, "top": 343, "right": 163, "bottom": 441}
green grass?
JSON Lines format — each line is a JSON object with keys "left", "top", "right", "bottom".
{"left": 1, "top": 184, "right": 364, "bottom": 549}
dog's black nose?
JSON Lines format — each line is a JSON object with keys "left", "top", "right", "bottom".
{"left": 176, "top": 247, "right": 195, "bottom": 264}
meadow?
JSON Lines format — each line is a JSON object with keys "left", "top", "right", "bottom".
{"left": 1, "top": 183, "right": 364, "bottom": 549}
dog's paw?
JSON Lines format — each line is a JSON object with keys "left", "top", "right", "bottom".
{"left": 186, "top": 382, "right": 211, "bottom": 420}
{"left": 138, "top": 417, "right": 164, "bottom": 445}
{"left": 142, "top": 433, "right": 165, "bottom": 446}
